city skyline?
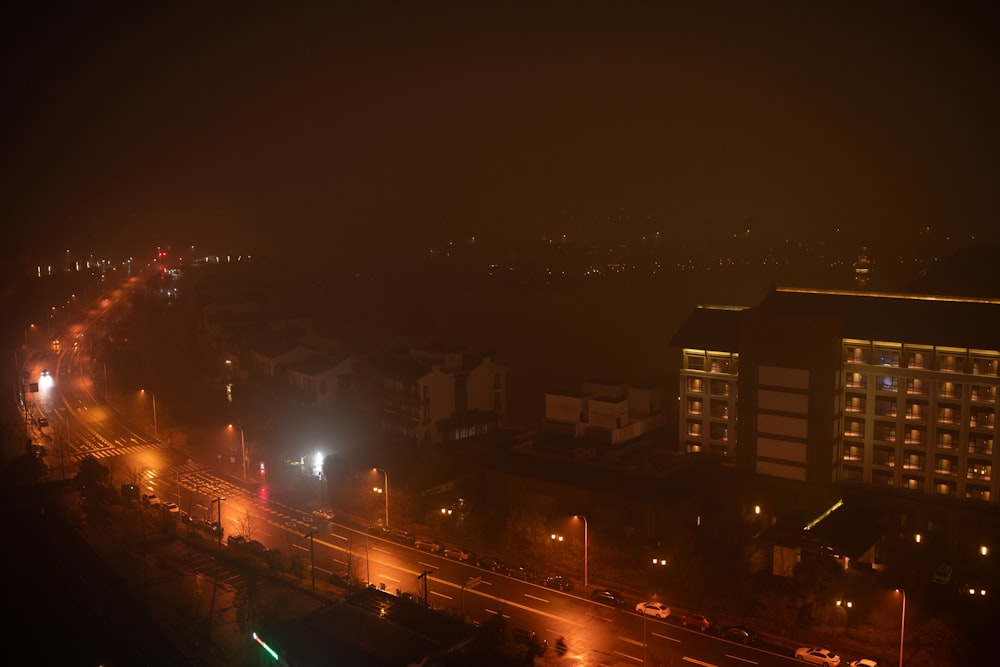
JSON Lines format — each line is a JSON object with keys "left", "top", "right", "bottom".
{"left": 5, "top": 2, "right": 1000, "bottom": 268}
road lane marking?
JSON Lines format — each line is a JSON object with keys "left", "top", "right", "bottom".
{"left": 524, "top": 594, "right": 548, "bottom": 602}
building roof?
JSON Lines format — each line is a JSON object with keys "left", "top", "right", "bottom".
{"left": 286, "top": 353, "right": 350, "bottom": 377}
{"left": 255, "top": 587, "right": 478, "bottom": 667}
{"left": 668, "top": 304, "right": 748, "bottom": 350}
{"left": 760, "top": 498, "right": 890, "bottom": 561}
{"left": 759, "top": 287, "right": 1000, "bottom": 350}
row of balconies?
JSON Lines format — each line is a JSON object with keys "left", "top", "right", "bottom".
{"left": 846, "top": 376, "right": 998, "bottom": 402}
{"left": 846, "top": 467, "right": 993, "bottom": 501}
{"left": 844, "top": 345, "right": 998, "bottom": 377}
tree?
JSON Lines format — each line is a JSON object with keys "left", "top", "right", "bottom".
{"left": 74, "top": 455, "right": 110, "bottom": 495}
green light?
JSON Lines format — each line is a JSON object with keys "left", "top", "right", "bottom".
{"left": 252, "top": 632, "right": 279, "bottom": 661}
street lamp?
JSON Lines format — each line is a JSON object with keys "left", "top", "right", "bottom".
{"left": 305, "top": 529, "right": 317, "bottom": 590}
{"left": 141, "top": 389, "right": 157, "bottom": 438}
{"left": 575, "top": 514, "right": 588, "bottom": 589}
{"left": 896, "top": 588, "right": 906, "bottom": 667}
{"left": 228, "top": 424, "right": 248, "bottom": 480}
{"left": 24, "top": 323, "right": 36, "bottom": 347}
{"left": 373, "top": 468, "right": 389, "bottom": 529}
{"left": 211, "top": 497, "right": 226, "bottom": 546}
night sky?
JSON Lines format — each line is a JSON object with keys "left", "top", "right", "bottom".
{"left": 5, "top": 2, "right": 1000, "bottom": 266}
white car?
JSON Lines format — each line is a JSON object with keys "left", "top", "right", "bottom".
{"left": 634, "top": 601, "right": 671, "bottom": 619}
{"left": 849, "top": 660, "right": 878, "bottom": 667}
{"left": 312, "top": 508, "right": 335, "bottom": 521}
{"left": 142, "top": 493, "right": 160, "bottom": 506}
{"left": 795, "top": 647, "right": 841, "bottom": 666}
{"left": 162, "top": 501, "right": 180, "bottom": 514}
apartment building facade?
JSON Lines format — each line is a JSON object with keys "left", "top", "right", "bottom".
{"left": 672, "top": 288, "right": 1000, "bottom": 506}
{"left": 363, "top": 345, "right": 507, "bottom": 445}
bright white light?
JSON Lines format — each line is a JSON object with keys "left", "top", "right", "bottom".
{"left": 311, "top": 451, "right": 325, "bottom": 477}
{"left": 38, "top": 371, "right": 54, "bottom": 391}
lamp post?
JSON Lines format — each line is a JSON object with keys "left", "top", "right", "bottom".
{"left": 211, "top": 497, "right": 226, "bottom": 546}
{"left": 141, "top": 389, "right": 157, "bottom": 438}
{"left": 228, "top": 424, "right": 248, "bottom": 480}
{"left": 305, "top": 529, "right": 317, "bottom": 590}
{"left": 374, "top": 468, "right": 389, "bottom": 529}
{"left": 24, "top": 323, "right": 35, "bottom": 347}
{"left": 575, "top": 514, "right": 588, "bottom": 589}
{"left": 897, "top": 588, "right": 906, "bottom": 667}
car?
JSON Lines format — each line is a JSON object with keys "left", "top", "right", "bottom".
{"left": 227, "top": 534, "right": 247, "bottom": 548}
{"left": 590, "top": 589, "right": 626, "bottom": 607}
{"left": 505, "top": 565, "right": 535, "bottom": 582}
{"left": 443, "top": 546, "right": 472, "bottom": 561}
{"left": 399, "top": 591, "right": 422, "bottom": 605}
{"left": 476, "top": 557, "right": 506, "bottom": 572}
{"left": 141, "top": 493, "right": 161, "bottom": 506}
{"left": 367, "top": 524, "right": 391, "bottom": 538}
{"left": 244, "top": 539, "right": 268, "bottom": 555}
{"left": 794, "top": 647, "right": 841, "bottom": 666}
{"left": 415, "top": 538, "right": 442, "bottom": 553}
{"left": 681, "top": 612, "right": 714, "bottom": 632}
{"left": 391, "top": 529, "right": 415, "bottom": 545}
{"left": 849, "top": 660, "right": 879, "bottom": 667}
{"left": 931, "top": 562, "right": 953, "bottom": 585}
{"left": 312, "top": 508, "right": 335, "bottom": 521}
{"left": 36, "top": 415, "right": 49, "bottom": 428}
{"left": 718, "top": 625, "right": 760, "bottom": 645}
{"left": 161, "top": 501, "right": 180, "bottom": 514}
{"left": 635, "top": 601, "right": 671, "bottom": 618}
{"left": 512, "top": 628, "right": 548, "bottom": 656}
{"left": 40, "top": 369, "right": 50, "bottom": 377}
{"left": 540, "top": 575, "right": 574, "bottom": 592}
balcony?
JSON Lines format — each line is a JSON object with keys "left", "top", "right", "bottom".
{"left": 969, "top": 441, "right": 994, "bottom": 456}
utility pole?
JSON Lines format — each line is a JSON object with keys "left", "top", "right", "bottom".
{"left": 306, "top": 529, "right": 317, "bottom": 590}
{"left": 417, "top": 570, "right": 434, "bottom": 608}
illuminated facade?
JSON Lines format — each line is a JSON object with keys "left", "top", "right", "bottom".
{"left": 672, "top": 288, "right": 1000, "bottom": 506}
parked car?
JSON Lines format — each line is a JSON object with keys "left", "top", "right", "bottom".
{"left": 415, "top": 538, "right": 442, "bottom": 553}
{"left": 681, "top": 612, "right": 714, "bottom": 632}
{"left": 505, "top": 565, "right": 535, "bottom": 582}
{"left": 635, "top": 601, "right": 671, "bottom": 618}
{"left": 227, "top": 534, "right": 247, "bottom": 548}
{"left": 161, "top": 501, "right": 180, "bottom": 515}
{"left": 512, "top": 628, "right": 548, "bottom": 656}
{"left": 718, "top": 625, "right": 759, "bottom": 645}
{"left": 931, "top": 562, "right": 953, "bottom": 585}
{"left": 141, "top": 493, "right": 160, "bottom": 506}
{"left": 312, "top": 507, "right": 335, "bottom": 521}
{"left": 849, "top": 660, "right": 878, "bottom": 667}
{"left": 36, "top": 415, "right": 49, "bottom": 428}
{"left": 391, "top": 529, "right": 416, "bottom": 545}
{"left": 367, "top": 524, "right": 391, "bottom": 538}
{"left": 244, "top": 539, "right": 268, "bottom": 555}
{"left": 794, "top": 647, "right": 841, "bottom": 666}
{"left": 590, "top": 589, "right": 626, "bottom": 607}
{"left": 443, "top": 546, "right": 472, "bottom": 561}
{"left": 476, "top": 557, "right": 506, "bottom": 572}
{"left": 540, "top": 575, "right": 574, "bottom": 592}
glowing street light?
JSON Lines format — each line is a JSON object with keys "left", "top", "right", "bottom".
{"left": 227, "top": 424, "right": 248, "bottom": 480}
{"left": 373, "top": 468, "right": 389, "bottom": 529}
{"left": 141, "top": 389, "right": 157, "bottom": 438}
{"left": 897, "top": 589, "right": 907, "bottom": 664}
